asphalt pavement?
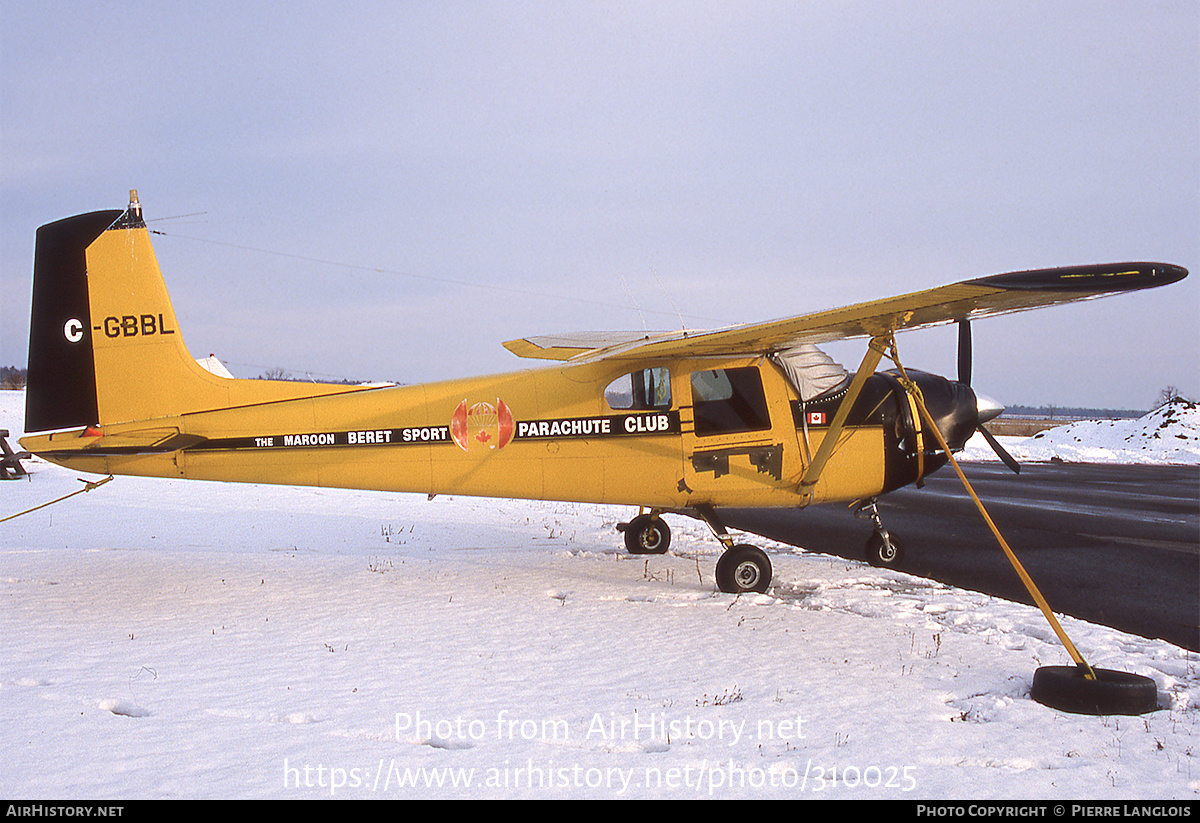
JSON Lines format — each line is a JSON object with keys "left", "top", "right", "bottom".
{"left": 722, "top": 462, "right": 1200, "bottom": 651}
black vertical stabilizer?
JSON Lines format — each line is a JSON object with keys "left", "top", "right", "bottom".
{"left": 25, "top": 209, "right": 123, "bottom": 432}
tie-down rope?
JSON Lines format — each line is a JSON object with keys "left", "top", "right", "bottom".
{"left": 1, "top": 475, "right": 114, "bottom": 523}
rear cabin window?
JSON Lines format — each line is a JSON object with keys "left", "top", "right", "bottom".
{"left": 604, "top": 367, "right": 672, "bottom": 411}
{"left": 691, "top": 367, "right": 771, "bottom": 436}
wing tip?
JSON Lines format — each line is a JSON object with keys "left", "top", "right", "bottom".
{"left": 970, "top": 262, "right": 1188, "bottom": 293}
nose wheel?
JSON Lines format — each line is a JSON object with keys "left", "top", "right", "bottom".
{"left": 857, "top": 499, "right": 905, "bottom": 568}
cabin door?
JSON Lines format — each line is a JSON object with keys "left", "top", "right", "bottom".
{"left": 680, "top": 363, "right": 802, "bottom": 505}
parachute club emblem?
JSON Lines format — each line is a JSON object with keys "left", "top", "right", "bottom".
{"left": 451, "top": 399, "right": 514, "bottom": 453}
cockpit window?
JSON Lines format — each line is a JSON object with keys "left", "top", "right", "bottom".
{"left": 691, "top": 367, "right": 771, "bottom": 436}
{"left": 604, "top": 367, "right": 672, "bottom": 410}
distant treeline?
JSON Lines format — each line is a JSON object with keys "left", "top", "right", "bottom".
{"left": 1, "top": 366, "right": 26, "bottom": 389}
{"left": 0, "top": 366, "right": 363, "bottom": 389}
{"left": 1004, "top": 404, "right": 1144, "bottom": 420}
{"left": 1007, "top": 387, "right": 1191, "bottom": 419}
{"left": 255, "top": 367, "right": 366, "bottom": 385}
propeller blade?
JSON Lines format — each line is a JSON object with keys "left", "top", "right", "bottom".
{"left": 957, "top": 319, "right": 972, "bottom": 386}
{"left": 979, "top": 424, "right": 1020, "bottom": 474}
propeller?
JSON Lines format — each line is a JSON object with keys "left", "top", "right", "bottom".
{"left": 958, "top": 316, "right": 972, "bottom": 386}
{"left": 978, "top": 424, "right": 1021, "bottom": 474}
{"left": 958, "top": 319, "right": 1020, "bottom": 474}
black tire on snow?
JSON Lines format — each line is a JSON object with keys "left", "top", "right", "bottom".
{"left": 1030, "top": 666, "right": 1159, "bottom": 716}
{"left": 715, "top": 544, "right": 772, "bottom": 594}
{"left": 865, "top": 531, "right": 904, "bottom": 568}
{"left": 624, "top": 514, "right": 670, "bottom": 555}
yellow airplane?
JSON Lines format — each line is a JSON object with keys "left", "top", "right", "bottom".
{"left": 19, "top": 193, "right": 1188, "bottom": 594}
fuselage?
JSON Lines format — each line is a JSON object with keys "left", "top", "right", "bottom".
{"left": 25, "top": 354, "right": 983, "bottom": 511}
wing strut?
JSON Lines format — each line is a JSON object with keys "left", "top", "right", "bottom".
{"left": 796, "top": 335, "right": 889, "bottom": 498}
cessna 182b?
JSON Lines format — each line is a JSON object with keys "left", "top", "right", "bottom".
{"left": 19, "top": 194, "right": 1189, "bottom": 595}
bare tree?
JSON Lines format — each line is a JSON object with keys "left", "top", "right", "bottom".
{"left": 1157, "top": 386, "right": 1181, "bottom": 408}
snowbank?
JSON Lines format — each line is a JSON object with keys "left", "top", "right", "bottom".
{"left": 962, "top": 399, "right": 1200, "bottom": 466}
{"left": 1, "top": 391, "right": 1196, "bottom": 799}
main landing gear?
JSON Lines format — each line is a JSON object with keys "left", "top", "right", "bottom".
{"left": 618, "top": 506, "right": 772, "bottom": 595}
{"left": 715, "top": 544, "right": 773, "bottom": 595}
{"left": 857, "top": 498, "right": 905, "bottom": 568}
{"left": 620, "top": 499, "right": 903, "bottom": 592}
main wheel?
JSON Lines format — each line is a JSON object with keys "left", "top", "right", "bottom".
{"left": 715, "top": 544, "right": 772, "bottom": 594}
{"left": 865, "top": 531, "right": 904, "bottom": 568}
{"left": 623, "top": 514, "right": 671, "bottom": 555}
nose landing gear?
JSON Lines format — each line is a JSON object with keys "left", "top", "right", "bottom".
{"left": 857, "top": 498, "right": 905, "bottom": 568}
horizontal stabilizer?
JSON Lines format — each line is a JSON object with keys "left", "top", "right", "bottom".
{"left": 22, "top": 426, "right": 207, "bottom": 456}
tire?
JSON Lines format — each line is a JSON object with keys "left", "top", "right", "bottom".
{"left": 1030, "top": 666, "right": 1159, "bottom": 716}
{"left": 715, "top": 544, "right": 772, "bottom": 594}
{"left": 624, "top": 514, "right": 670, "bottom": 555}
{"left": 865, "top": 531, "right": 904, "bottom": 568}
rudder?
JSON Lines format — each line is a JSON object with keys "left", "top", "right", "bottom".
{"left": 25, "top": 208, "right": 123, "bottom": 432}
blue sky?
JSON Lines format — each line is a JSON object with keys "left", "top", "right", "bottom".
{"left": 2, "top": 1, "right": 1196, "bottom": 409}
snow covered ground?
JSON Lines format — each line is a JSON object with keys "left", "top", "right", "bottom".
{"left": 1, "top": 390, "right": 1196, "bottom": 799}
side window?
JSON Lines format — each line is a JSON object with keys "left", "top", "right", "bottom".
{"left": 605, "top": 367, "right": 672, "bottom": 410}
{"left": 691, "top": 367, "right": 771, "bottom": 436}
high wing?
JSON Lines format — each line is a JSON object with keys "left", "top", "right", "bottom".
{"left": 504, "top": 262, "right": 1188, "bottom": 362}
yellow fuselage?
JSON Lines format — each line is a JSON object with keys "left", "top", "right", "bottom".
{"left": 26, "top": 355, "right": 887, "bottom": 510}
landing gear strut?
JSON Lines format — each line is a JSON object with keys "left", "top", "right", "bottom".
{"left": 695, "top": 506, "right": 772, "bottom": 594}
{"left": 857, "top": 498, "right": 904, "bottom": 568}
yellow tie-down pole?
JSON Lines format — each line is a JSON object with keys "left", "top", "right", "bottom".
{"left": 882, "top": 335, "right": 1094, "bottom": 676}
{"left": 882, "top": 334, "right": 1159, "bottom": 715}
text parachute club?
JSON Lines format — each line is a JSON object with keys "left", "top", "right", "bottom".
{"left": 514, "top": 412, "right": 679, "bottom": 441}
